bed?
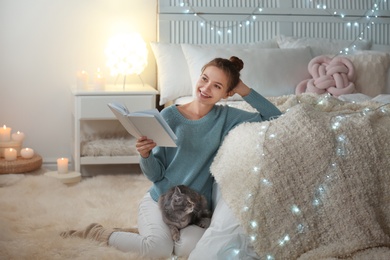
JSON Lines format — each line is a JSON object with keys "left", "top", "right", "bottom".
{"left": 152, "top": 0, "right": 390, "bottom": 259}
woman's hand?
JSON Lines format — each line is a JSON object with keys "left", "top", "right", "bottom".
{"left": 231, "top": 80, "right": 251, "bottom": 97}
{"left": 136, "top": 136, "right": 156, "bottom": 158}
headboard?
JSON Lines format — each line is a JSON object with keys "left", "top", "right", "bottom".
{"left": 154, "top": 0, "right": 390, "bottom": 105}
{"left": 158, "top": 0, "right": 390, "bottom": 50}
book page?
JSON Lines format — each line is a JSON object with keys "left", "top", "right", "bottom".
{"left": 108, "top": 103, "right": 177, "bottom": 147}
{"left": 107, "top": 103, "right": 141, "bottom": 138}
{"left": 130, "top": 109, "right": 177, "bottom": 143}
{"left": 128, "top": 114, "right": 177, "bottom": 147}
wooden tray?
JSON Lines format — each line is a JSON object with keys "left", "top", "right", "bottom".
{"left": 0, "top": 154, "right": 42, "bottom": 174}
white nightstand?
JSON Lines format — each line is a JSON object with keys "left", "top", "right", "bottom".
{"left": 70, "top": 84, "right": 158, "bottom": 176}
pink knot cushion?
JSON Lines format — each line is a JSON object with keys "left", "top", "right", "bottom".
{"left": 296, "top": 55, "right": 356, "bottom": 96}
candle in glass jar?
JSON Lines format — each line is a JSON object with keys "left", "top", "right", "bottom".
{"left": 94, "top": 73, "right": 106, "bottom": 90}
{"left": 57, "top": 157, "right": 69, "bottom": 173}
{"left": 4, "top": 148, "right": 17, "bottom": 161}
{"left": 0, "top": 125, "right": 12, "bottom": 142}
{"left": 76, "top": 70, "right": 89, "bottom": 88}
{"left": 12, "top": 131, "right": 25, "bottom": 142}
{"left": 21, "top": 148, "right": 34, "bottom": 159}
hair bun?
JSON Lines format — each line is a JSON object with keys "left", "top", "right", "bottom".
{"left": 229, "top": 56, "right": 244, "bottom": 71}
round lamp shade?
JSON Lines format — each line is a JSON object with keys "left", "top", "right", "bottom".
{"left": 105, "top": 32, "right": 148, "bottom": 76}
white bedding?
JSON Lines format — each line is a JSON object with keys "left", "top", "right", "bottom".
{"left": 338, "top": 93, "right": 390, "bottom": 104}
{"left": 174, "top": 93, "right": 390, "bottom": 108}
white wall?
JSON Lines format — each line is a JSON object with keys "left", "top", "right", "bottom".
{"left": 0, "top": 0, "right": 157, "bottom": 169}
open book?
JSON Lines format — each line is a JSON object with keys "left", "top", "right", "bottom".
{"left": 107, "top": 102, "right": 177, "bottom": 147}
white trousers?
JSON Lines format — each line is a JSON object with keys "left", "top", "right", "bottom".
{"left": 108, "top": 193, "right": 206, "bottom": 258}
{"left": 109, "top": 185, "right": 258, "bottom": 259}
{"left": 188, "top": 198, "right": 259, "bottom": 260}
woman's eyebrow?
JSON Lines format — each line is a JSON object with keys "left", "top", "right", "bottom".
{"left": 203, "top": 73, "right": 224, "bottom": 87}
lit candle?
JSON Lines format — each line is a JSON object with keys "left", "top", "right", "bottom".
{"left": 0, "top": 125, "right": 12, "bottom": 142}
{"left": 76, "top": 70, "right": 89, "bottom": 88}
{"left": 11, "top": 131, "right": 25, "bottom": 142}
{"left": 4, "top": 148, "right": 17, "bottom": 161}
{"left": 57, "top": 157, "right": 69, "bottom": 173}
{"left": 21, "top": 148, "right": 34, "bottom": 159}
{"left": 94, "top": 68, "right": 105, "bottom": 89}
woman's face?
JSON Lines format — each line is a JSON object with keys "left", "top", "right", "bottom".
{"left": 195, "top": 66, "right": 229, "bottom": 105}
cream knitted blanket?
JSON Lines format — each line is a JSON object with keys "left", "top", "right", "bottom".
{"left": 211, "top": 94, "right": 390, "bottom": 259}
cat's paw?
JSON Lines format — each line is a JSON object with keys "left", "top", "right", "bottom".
{"left": 197, "top": 218, "right": 211, "bottom": 228}
{"left": 170, "top": 227, "right": 181, "bottom": 242}
{"left": 172, "top": 231, "right": 181, "bottom": 242}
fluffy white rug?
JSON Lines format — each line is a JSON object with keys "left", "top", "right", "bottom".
{"left": 0, "top": 171, "right": 152, "bottom": 259}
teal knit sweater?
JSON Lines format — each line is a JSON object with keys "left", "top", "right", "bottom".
{"left": 140, "top": 89, "right": 281, "bottom": 207}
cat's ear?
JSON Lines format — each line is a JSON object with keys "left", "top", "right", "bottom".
{"left": 174, "top": 186, "right": 182, "bottom": 195}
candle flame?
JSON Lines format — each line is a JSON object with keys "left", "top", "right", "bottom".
{"left": 3, "top": 125, "right": 6, "bottom": 129}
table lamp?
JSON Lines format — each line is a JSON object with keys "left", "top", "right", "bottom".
{"left": 105, "top": 32, "right": 148, "bottom": 89}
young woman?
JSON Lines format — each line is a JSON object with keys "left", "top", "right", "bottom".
{"left": 61, "top": 56, "right": 281, "bottom": 258}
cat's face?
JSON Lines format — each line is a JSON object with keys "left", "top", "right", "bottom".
{"left": 171, "top": 187, "right": 195, "bottom": 214}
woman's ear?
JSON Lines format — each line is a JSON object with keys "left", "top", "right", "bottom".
{"left": 224, "top": 90, "right": 234, "bottom": 98}
{"left": 222, "top": 92, "right": 229, "bottom": 99}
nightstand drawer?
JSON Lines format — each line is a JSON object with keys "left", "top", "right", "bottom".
{"left": 78, "top": 95, "right": 155, "bottom": 119}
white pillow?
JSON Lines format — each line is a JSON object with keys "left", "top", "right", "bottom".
{"left": 150, "top": 40, "right": 279, "bottom": 105}
{"left": 150, "top": 42, "right": 193, "bottom": 105}
{"left": 277, "top": 35, "right": 372, "bottom": 57}
{"left": 181, "top": 45, "right": 313, "bottom": 97}
{"left": 346, "top": 51, "right": 390, "bottom": 96}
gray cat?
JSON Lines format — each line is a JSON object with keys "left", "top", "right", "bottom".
{"left": 158, "top": 185, "right": 212, "bottom": 241}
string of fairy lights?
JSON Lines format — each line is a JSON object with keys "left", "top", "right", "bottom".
{"left": 222, "top": 94, "right": 390, "bottom": 259}
{"left": 179, "top": 0, "right": 386, "bottom": 54}
{"left": 174, "top": 1, "right": 390, "bottom": 259}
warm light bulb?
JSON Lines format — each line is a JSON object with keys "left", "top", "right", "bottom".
{"left": 105, "top": 32, "right": 148, "bottom": 77}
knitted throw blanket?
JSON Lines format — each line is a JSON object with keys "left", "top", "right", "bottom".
{"left": 211, "top": 94, "right": 390, "bottom": 259}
